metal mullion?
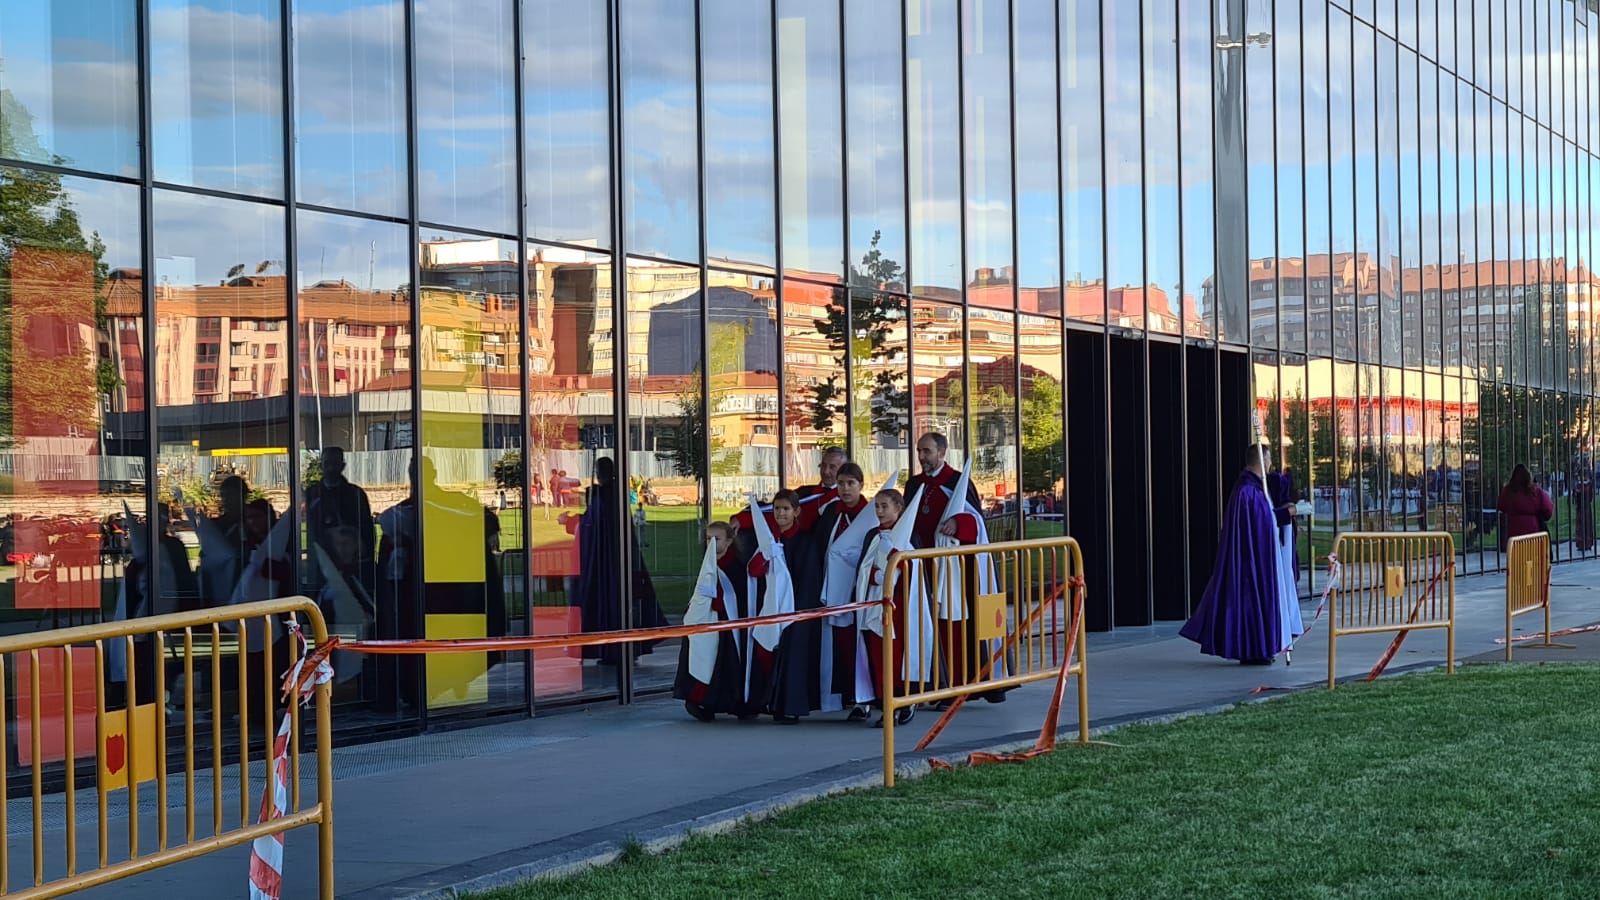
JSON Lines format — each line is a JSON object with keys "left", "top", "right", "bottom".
{"left": 282, "top": 0, "right": 304, "bottom": 591}
{"left": 956, "top": 0, "right": 971, "bottom": 465}
{"left": 1135, "top": 0, "right": 1155, "bottom": 620}
{"left": 0, "top": 158, "right": 140, "bottom": 186}
{"left": 901, "top": 0, "right": 915, "bottom": 478}
{"left": 137, "top": 0, "right": 160, "bottom": 613}
{"left": 403, "top": 0, "right": 427, "bottom": 723}
{"left": 512, "top": 0, "right": 534, "bottom": 709}
{"left": 770, "top": 0, "right": 786, "bottom": 488}
{"left": 1173, "top": 0, "right": 1191, "bottom": 612}
{"left": 1054, "top": 0, "right": 1072, "bottom": 543}
{"left": 606, "top": 0, "right": 631, "bottom": 705}
{"left": 1007, "top": 0, "right": 1023, "bottom": 543}
{"left": 294, "top": 201, "right": 409, "bottom": 227}
{"left": 693, "top": 0, "right": 711, "bottom": 708}
{"left": 1096, "top": 0, "right": 1118, "bottom": 617}
{"left": 148, "top": 180, "right": 291, "bottom": 208}
{"left": 838, "top": 0, "right": 856, "bottom": 464}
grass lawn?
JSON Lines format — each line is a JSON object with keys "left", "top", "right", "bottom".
{"left": 477, "top": 663, "right": 1600, "bottom": 899}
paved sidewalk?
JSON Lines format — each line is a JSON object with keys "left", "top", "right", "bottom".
{"left": 26, "top": 558, "right": 1600, "bottom": 898}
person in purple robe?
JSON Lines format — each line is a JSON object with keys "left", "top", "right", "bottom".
{"left": 1180, "top": 445, "right": 1283, "bottom": 665}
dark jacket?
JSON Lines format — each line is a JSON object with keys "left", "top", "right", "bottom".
{"left": 1497, "top": 486, "right": 1554, "bottom": 540}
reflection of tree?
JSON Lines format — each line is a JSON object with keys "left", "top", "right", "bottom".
{"left": 493, "top": 449, "right": 523, "bottom": 492}
{"left": 1265, "top": 389, "right": 1312, "bottom": 492}
{"left": 803, "top": 232, "right": 909, "bottom": 445}
{"left": 661, "top": 371, "right": 707, "bottom": 485}
{"left": 0, "top": 105, "right": 116, "bottom": 448}
{"left": 1019, "top": 372, "right": 1063, "bottom": 494}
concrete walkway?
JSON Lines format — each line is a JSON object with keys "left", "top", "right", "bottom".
{"left": 29, "top": 558, "right": 1600, "bottom": 898}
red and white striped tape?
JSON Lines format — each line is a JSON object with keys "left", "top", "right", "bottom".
{"left": 249, "top": 619, "right": 334, "bottom": 900}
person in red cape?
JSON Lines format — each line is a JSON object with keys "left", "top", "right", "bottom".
{"left": 814, "top": 463, "right": 876, "bottom": 719}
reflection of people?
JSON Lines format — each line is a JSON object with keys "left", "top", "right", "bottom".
{"left": 194, "top": 475, "right": 251, "bottom": 611}
{"left": 307, "top": 447, "right": 376, "bottom": 593}
{"left": 1573, "top": 459, "right": 1595, "bottom": 552}
{"left": 1497, "top": 464, "right": 1553, "bottom": 551}
{"left": 375, "top": 461, "right": 423, "bottom": 711}
{"left": 567, "top": 457, "right": 667, "bottom": 664}
{"left": 110, "top": 504, "right": 198, "bottom": 706}
{"left": 674, "top": 522, "right": 757, "bottom": 721}
{"left": 1179, "top": 446, "right": 1284, "bottom": 666}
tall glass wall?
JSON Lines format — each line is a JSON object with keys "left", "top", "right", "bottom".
{"left": 2, "top": 0, "right": 1599, "bottom": 759}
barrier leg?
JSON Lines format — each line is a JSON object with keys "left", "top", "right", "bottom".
{"left": 1075, "top": 623, "right": 1089, "bottom": 745}
{"left": 1327, "top": 632, "right": 1337, "bottom": 689}
{"left": 1506, "top": 603, "right": 1514, "bottom": 663}
{"left": 882, "top": 623, "right": 896, "bottom": 789}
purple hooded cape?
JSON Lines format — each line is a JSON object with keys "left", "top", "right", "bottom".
{"left": 1179, "top": 470, "right": 1283, "bottom": 662}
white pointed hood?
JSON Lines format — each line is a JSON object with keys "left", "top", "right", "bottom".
{"left": 748, "top": 490, "right": 781, "bottom": 560}
{"left": 693, "top": 536, "right": 720, "bottom": 598}
{"left": 123, "top": 501, "right": 147, "bottom": 563}
{"left": 939, "top": 460, "right": 975, "bottom": 523}
{"left": 749, "top": 491, "right": 796, "bottom": 653}
{"left": 890, "top": 485, "right": 924, "bottom": 552}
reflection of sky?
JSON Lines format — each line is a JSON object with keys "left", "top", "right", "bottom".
{"left": 149, "top": 0, "right": 284, "bottom": 198}
{"left": 0, "top": 1, "right": 140, "bottom": 176}
{"left": 621, "top": 0, "right": 699, "bottom": 263}
{"left": 297, "top": 210, "right": 410, "bottom": 292}
{"left": 702, "top": 0, "right": 776, "bottom": 269}
{"left": 524, "top": 0, "right": 610, "bottom": 248}
{"left": 153, "top": 190, "right": 285, "bottom": 288}
{"left": 293, "top": 0, "right": 407, "bottom": 217}
{"left": 414, "top": 0, "right": 516, "bottom": 234}
{"left": 845, "top": 0, "right": 905, "bottom": 278}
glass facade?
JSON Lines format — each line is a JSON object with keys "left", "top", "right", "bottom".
{"left": 3, "top": 0, "right": 1600, "bottom": 754}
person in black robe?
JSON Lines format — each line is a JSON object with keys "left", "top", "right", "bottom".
{"left": 672, "top": 522, "right": 759, "bottom": 720}
{"left": 571, "top": 456, "right": 667, "bottom": 664}
{"left": 747, "top": 490, "right": 825, "bottom": 723}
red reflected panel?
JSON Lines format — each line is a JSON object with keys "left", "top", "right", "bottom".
{"left": 11, "top": 246, "right": 101, "bottom": 610}
{"left": 14, "top": 647, "right": 99, "bottom": 766}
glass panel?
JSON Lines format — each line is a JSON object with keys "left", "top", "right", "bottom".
{"left": 1178, "top": 0, "right": 1211, "bottom": 338}
{"left": 0, "top": 172, "right": 143, "bottom": 639}
{"left": 1438, "top": 0, "right": 1456, "bottom": 72}
{"left": 1063, "top": 0, "right": 1105, "bottom": 324}
{"left": 907, "top": 0, "right": 961, "bottom": 296}
{"left": 781, "top": 279, "right": 846, "bottom": 477}
{"left": 1277, "top": 0, "right": 1305, "bottom": 355}
{"left": 416, "top": 231, "right": 523, "bottom": 711}
{"left": 622, "top": 256, "right": 699, "bottom": 683}
{"left": 1456, "top": 0, "right": 1473, "bottom": 83}
{"left": 1522, "top": 0, "right": 1537, "bottom": 119}
{"left": 1419, "top": 60, "right": 1440, "bottom": 369}
{"left": 1439, "top": 74, "right": 1459, "bottom": 371}
{"left": 1013, "top": 0, "right": 1059, "bottom": 311}
{"left": 150, "top": 0, "right": 283, "bottom": 198}
{"left": 910, "top": 300, "right": 966, "bottom": 463}
{"left": 1018, "top": 313, "right": 1063, "bottom": 538}
{"left": 962, "top": 0, "right": 1012, "bottom": 309}
{"left": 1306, "top": 358, "right": 1340, "bottom": 556}
{"left": 1144, "top": 0, "right": 1181, "bottom": 334}
{"left": 968, "top": 308, "right": 1017, "bottom": 541}
{"left": 1398, "top": 48, "right": 1420, "bottom": 370}
{"left": 1377, "top": 36, "right": 1400, "bottom": 367}
{"left": 1491, "top": 0, "right": 1506, "bottom": 100}
{"left": 0, "top": 1, "right": 139, "bottom": 176}
{"left": 523, "top": 0, "right": 611, "bottom": 248}
{"left": 702, "top": 0, "right": 775, "bottom": 271}
{"left": 621, "top": 0, "right": 699, "bottom": 263}
{"left": 706, "top": 267, "right": 778, "bottom": 521}
{"left": 845, "top": 0, "right": 905, "bottom": 293}
{"left": 1103, "top": 0, "right": 1143, "bottom": 331}
{"left": 1214, "top": 0, "right": 1247, "bottom": 341}
{"left": 1355, "top": 26, "right": 1378, "bottom": 363}
{"left": 295, "top": 211, "right": 412, "bottom": 717}
{"left": 1473, "top": 91, "right": 1491, "bottom": 383}
{"left": 1305, "top": 0, "right": 1332, "bottom": 359}
{"left": 1245, "top": 0, "right": 1276, "bottom": 348}
{"left": 1330, "top": 9, "right": 1357, "bottom": 362}
{"left": 778, "top": 0, "right": 843, "bottom": 281}
{"left": 1418, "top": 0, "right": 1435, "bottom": 62}
{"left": 1473, "top": 0, "right": 1489, "bottom": 92}
{"left": 525, "top": 244, "right": 614, "bottom": 701}
{"left": 849, "top": 288, "right": 909, "bottom": 479}
{"left": 1457, "top": 77, "right": 1476, "bottom": 374}
{"left": 151, "top": 191, "right": 289, "bottom": 713}
{"left": 293, "top": 0, "right": 407, "bottom": 217}
{"left": 415, "top": 0, "right": 515, "bottom": 235}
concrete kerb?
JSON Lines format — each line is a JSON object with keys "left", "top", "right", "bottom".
{"left": 388, "top": 660, "right": 1455, "bottom": 900}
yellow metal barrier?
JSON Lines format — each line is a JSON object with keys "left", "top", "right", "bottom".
{"left": 0, "top": 598, "right": 334, "bottom": 898}
{"left": 879, "top": 537, "right": 1088, "bottom": 786}
{"left": 1327, "top": 532, "right": 1456, "bottom": 688}
{"left": 1504, "top": 532, "right": 1571, "bottom": 660}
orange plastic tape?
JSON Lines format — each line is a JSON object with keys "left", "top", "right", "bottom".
{"left": 1363, "top": 563, "right": 1452, "bottom": 682}
{"left": 921, "top": 576, "right": 1087, "bottom": 767}
{"left": 1493, "top": 623, "right": 1600, "bottom": 645}
{"left": 335, "top": 599, "right": 881, "bottom": 655}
